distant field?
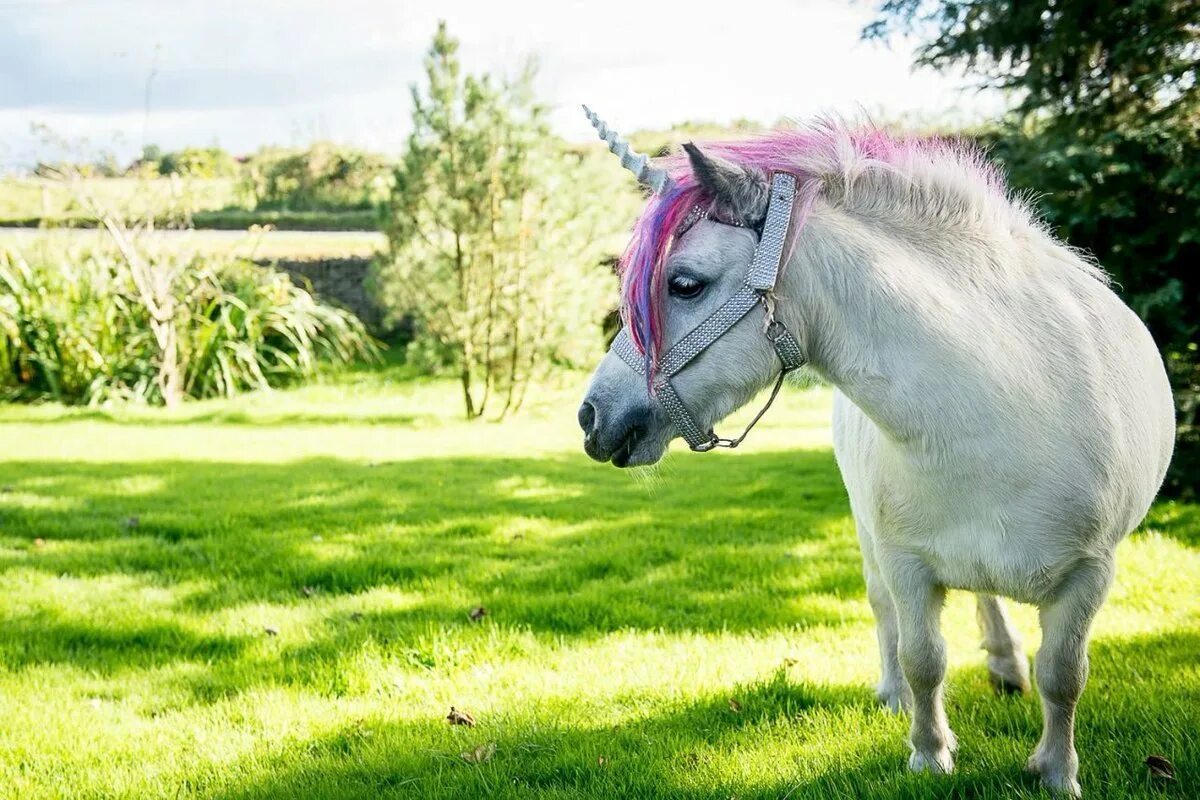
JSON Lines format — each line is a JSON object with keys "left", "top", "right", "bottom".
{"left": 0, "top": 176, "right": 240, "bottom": 222}
{"left": 0, "top": 177, "right": 378, "bottom": 232}
{"left": 0, "top": 227, "right": 386, "bottom": 260}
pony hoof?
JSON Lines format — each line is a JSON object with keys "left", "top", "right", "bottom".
{"left": 875, "top": 680, "right": 911, "bottom": 714}
{"left": 987, "top": 654, "right": 1030, "bottom": 695}
{"left": 909, "top": 747, "right": 954, "bottom": 774}
{"left": 1026, "top": 752, "right": 1081, "bottom": 797}
{"left": 875, "top": 685, "right": 908, "bottom": 714}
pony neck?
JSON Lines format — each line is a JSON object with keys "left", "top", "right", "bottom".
{"left": 776, "top": 204, "right": 975, "bottom": 443}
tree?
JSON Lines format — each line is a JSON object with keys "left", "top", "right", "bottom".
{"left": 865, "top": 0, "right": 1198, "bottom": 129}
{"left": 377, "top": 23, "right": 619, "bottom": 419}
{"left": 867, "top": 0, "right": 1200, "bottom": 495}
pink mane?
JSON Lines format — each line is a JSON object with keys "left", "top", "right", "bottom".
{"left": 617, "top": 120, "right": 1004, "bottom": 377}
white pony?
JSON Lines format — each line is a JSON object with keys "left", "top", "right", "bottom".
{"left": 577, "top": 111, "right": 1174, "bottom": 797}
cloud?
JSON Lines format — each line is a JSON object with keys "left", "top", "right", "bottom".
{"left": 0, "top": 0, "right": 427, "bottom": 113}
{"left": 0, "top": 0, "right": 1003, "bottom": 169}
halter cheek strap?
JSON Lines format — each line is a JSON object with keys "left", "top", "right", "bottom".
{"left": 609, "top": 171, "right": 808, "bottom": 452}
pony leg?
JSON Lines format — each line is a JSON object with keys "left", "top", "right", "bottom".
{"left": 1027, "top": 561, "right": 1113, "bottom": 798}
{"left": 976, "top": 594, "right": 1030, "bottom": 694}
{"left": 859, "top": 537, "right": 909, "bottom": 712}
{"left": 882, "top": 553, "right": 956, "bottom": 773}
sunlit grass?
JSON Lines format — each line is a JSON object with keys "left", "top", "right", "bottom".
{"left": 0, "top": 227, "right": 385, "bottom": 260}
{"left": 0, "top": 371, "right": 1194, "bottom": 798}
{"left": 0, "top": 176, "right": 240, "bottom": 220}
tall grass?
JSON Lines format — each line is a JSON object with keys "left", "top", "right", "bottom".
{"left": 0, "top": 246, "right": 378, "bottom": 405}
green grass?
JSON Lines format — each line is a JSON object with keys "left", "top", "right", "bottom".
{"left": 0, "top": 176, "right": 240, "bottom": 222}
{"left": 0, "top": 368, "right": 1195, "bottom": 799}
{"left": 0, "top": 227, "right": 385, "bottom": 261}
{"left": 0, "top": 177, "right": 377, "bottom": 232}
{"left": 189, "top": 209, "right": 380, "bottom": 232}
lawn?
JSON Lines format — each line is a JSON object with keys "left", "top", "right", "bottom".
{"left": 0, "top": 227, "right": 385, "bottom": 261}
{"left": 0, "top": 177, "right": 240, "bottom": 223}
{"left": 0, "top": 367, "right": 1195, "bottom": 799}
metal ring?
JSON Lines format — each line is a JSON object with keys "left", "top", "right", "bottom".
{"left": 765, "top": 320, "right": 788, "bottom": 342}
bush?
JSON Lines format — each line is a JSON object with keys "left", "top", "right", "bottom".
{"left": 0, "top": 248, "right": 378, "bottom": 405}
{"left": 156, "top": 147, "right": 241, "bottom": 179}
{"left": 243, "top": 144, "right": 391, "bottom": 212}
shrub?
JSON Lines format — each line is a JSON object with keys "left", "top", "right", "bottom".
{"left": 156, "top": 147, "right": 241, "bottom": 179}
{"left": 377, "top": 24, "right": 623, "bottom": 419}
{"left": 243, "top": 144, "right": 392, "bottom": 212}
{"left": 0, "top": 247, "right": 378, "bottom": 405}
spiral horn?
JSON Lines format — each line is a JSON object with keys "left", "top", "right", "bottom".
{"left": 583, "top": 105, "right": 672, "bottom": 195}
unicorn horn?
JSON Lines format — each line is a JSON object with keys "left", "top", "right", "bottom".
{"left": 582, "top": 105, "right": 672, "bottom": 195}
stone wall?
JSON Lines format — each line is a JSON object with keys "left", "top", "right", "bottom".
{"left": 264, "top": 257, "right": 384, "bottom": 330}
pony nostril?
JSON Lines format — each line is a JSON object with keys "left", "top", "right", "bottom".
{"left": 578, "top": 401, "right": 597, "bottom": 434}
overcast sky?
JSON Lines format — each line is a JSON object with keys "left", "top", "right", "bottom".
{"left": 0, "top": 0, "right": 1005, "bottom": 170}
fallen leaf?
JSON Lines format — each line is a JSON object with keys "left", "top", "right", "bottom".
{"left": 728, "top": 698, "right": 743, "bottom": 713}
{"left": 460, "top": 742, "right": 496, "bottom": 764}
{"left": 1145, "top": 754, "right": 1175, "bottom": 781}
{"left": 300, "top": 586, "right": 315, "bottom": 597}
{"left": 264, "top": 626, "right": 279, "bottom": 637}
{"left": 468, "top": 606, "right": 487, "bottom": 622}
{"left": 597, "top": 756, "right": 607, "bottom": 767}
{"left": 446, "top": 706, "right": 476, "bottom": 727}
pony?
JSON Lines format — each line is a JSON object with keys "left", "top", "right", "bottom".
{"left": 577, "top": 108, "right": 1175, "bottom": 797}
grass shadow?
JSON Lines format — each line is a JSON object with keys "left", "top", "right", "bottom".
{"left": 204, "top": 629, "right": 1200, "bottom": 799}
{"left": 0, "top": 449, "right": 861, "bottom": 686}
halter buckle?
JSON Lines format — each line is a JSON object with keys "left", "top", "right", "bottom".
{"left": 692, "top": 433, "right": 740, "bottom": 452}
{"left": 765, "top": 320, "right": 789, "bottom": 343}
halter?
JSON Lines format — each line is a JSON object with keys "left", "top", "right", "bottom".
{"left": 609, "top": 171, "right": 807, "bottom": 451}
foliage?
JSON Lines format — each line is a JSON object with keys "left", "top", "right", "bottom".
{"left": 152, "top": 146, "right": 241, "bottom": 179}
{"left": 867, "top": 0, "right": 1200, "bottom": 496}
{"left": 0, "top": 381, "right": 1196, "bottom": 797}
{"left": 33, "top": 155, "right": 122, "bottom": 179}
{"left": 864, "top": 0, "right": 1199, "bottom": 128}
{"left": 377, "top": 22, "right": 620, "bottom": 419}
{"left": 242, "top": 143, "right": 392, "bottom": 212}
{"left": 0, "top": 245, "right": 378, "bottom": 406}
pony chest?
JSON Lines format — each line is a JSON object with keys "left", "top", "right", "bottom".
{"left": 869, "top": 459, "right": 1069, "bottom": 601}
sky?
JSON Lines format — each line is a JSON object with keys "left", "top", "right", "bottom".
{"left": 0, "top": 0, "right": 1005, "bottom": 170}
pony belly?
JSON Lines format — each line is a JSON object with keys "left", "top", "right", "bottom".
{"left": 915, "top": 522, "right": 1076, "bottom": 604}
{"left": 866, "top": 456, "right": 1099, "bottom": 603}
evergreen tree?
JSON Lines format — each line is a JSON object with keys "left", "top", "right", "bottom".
{"left": 378, "top": 22, "right": 619, "bottom": 419}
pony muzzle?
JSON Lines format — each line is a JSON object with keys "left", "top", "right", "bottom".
{"left": 578, "top": 397, "right": 656, "bottom": 467}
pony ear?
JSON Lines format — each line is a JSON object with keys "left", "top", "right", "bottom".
{"left": 682, "top": 142, "right": 770, "bottom": 227}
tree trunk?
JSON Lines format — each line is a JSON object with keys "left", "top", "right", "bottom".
{"left": 460, "top": 362, "right": 476, "bottom": 419}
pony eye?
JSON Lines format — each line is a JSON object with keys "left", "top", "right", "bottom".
{"left": 668, "top": 275, "right": 706, "bottom": 299}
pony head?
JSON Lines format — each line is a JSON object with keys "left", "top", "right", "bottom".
{"left": 578, "top": 107, "right": 808, "bottom": 467}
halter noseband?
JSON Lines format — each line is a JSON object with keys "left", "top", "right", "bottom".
{"left": 609, "top": 171, "right": 807, "bottom": 452}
